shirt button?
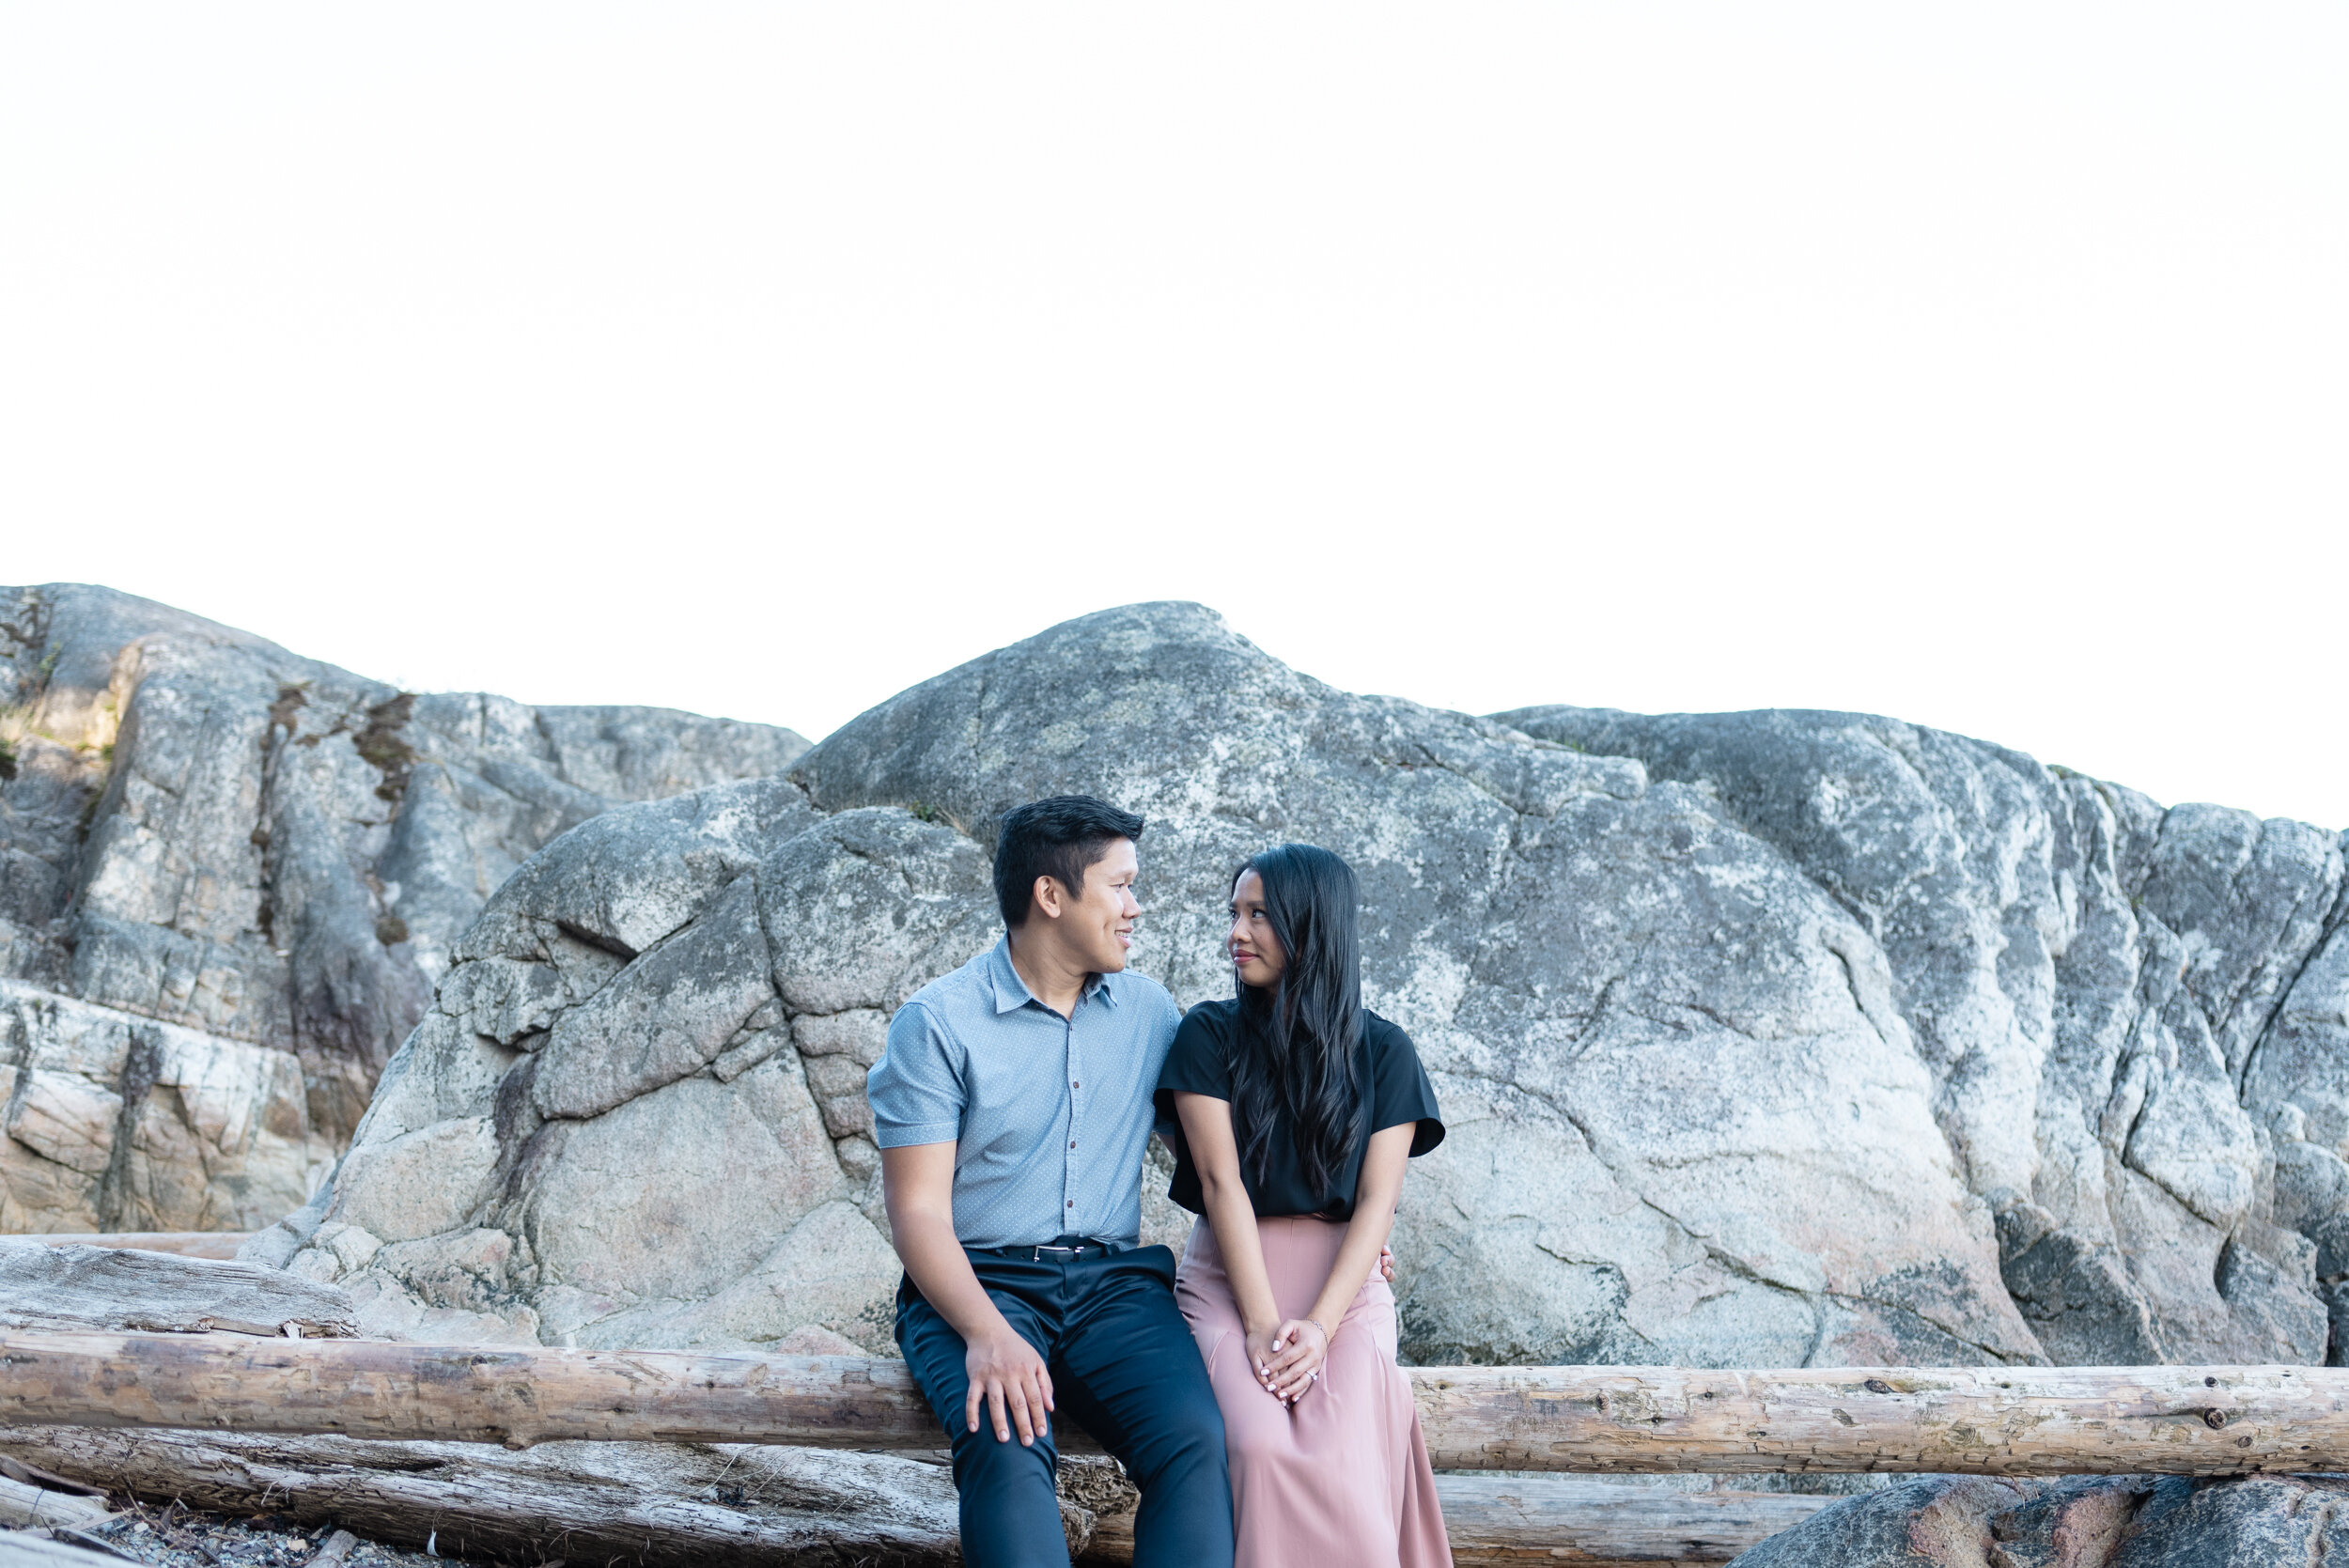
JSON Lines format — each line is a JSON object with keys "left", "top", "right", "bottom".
{"left": 1070, "top": 1141, "right": 1077, "bottom": 1149}
{"left": 1071, "top": 1081, "right": 1080, "bottom": 1089}
{"left": 1067, "top": 1200, "right": 1075, "bottom": 1207}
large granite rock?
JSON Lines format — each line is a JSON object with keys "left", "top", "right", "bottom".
{"left": 1492, "top": 707, "right": 2347, "bottom": 1368}
{"left": 272, "top": 601, "right": 2348, "bottom": 1371}
{"left": 1726, "top": 1472, "right": 2349, "bottom": 1567}
{"left": 0, "top": 583, "right": 807, "bottom": 1234}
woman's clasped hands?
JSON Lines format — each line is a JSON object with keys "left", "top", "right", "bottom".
{"left": 1250, "top": 1315, "right": 1330, "bottom": 1405}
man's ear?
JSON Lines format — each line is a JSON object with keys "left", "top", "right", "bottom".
{"left": 1031, "top": 876, "right": 1065, "bottom": 922}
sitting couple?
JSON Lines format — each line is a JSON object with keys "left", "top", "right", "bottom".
{"left": 868, "top": 796, "right": 1452, "bottom": 1568}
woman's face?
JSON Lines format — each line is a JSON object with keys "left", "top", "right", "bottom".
{"left": 1228, "top": 869, "right": 1287, "bottom": 989}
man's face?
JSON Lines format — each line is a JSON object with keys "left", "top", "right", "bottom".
{"left": 1060, "top": 837, "right": 1142, "bottom": 974}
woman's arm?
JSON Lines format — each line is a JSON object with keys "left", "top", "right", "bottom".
{"left": 1173, "top": 1092, "right": 1291, "bottom": 1400}
{"left": 1262, "top": 1121, "right": 1417, "bottom": 1402}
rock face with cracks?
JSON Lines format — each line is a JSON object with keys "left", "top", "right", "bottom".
{"left": 0, "top": 583, "right": 806, "bottom": 1236}
{"left": 272, "top": 601, "right": 2349, "bottom": 1372}
{"left": 1495, "top": 706, "right": 2349, "bottom": 1369}
{"left": 1726, "top": 1472, "right": 2349, "bottom": 1568}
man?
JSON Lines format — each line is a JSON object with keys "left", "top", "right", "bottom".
{"left": 867, "top": 795, "right": 1230, "bottom": 1568}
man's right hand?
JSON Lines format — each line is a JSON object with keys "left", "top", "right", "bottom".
{"left": 965, "top": 1327, "right": 1054, "bottom": 1445}
{"left": 882, "top": 1145, "right": 1057, "bottom": 1447}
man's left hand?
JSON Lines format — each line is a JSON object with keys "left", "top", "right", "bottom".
{"left": 1379, "top": 1243, "right": 1397, "bottom": 1283}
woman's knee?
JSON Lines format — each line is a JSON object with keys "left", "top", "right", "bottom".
{"left": 1217, "top": 1408, "right": 1291, "bottom": 1470}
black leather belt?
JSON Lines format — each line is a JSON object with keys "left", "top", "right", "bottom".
{"left": 974, "top": 1235, "right": 1127, "bottom": 1261}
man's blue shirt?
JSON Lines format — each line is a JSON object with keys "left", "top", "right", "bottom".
{"left": 867, "top": 937, "right": 1184, "bottom": 1250}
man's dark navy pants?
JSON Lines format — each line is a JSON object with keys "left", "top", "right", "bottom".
{"left": 895, "top": 1241, "right": 1233, "bottom": 1568}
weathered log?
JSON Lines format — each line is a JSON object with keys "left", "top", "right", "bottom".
{"left": 0, "top": 1244, "right": 353, "bottom": 1338}
{"left": 0, "top": 1421, "right": 1811, "bottom": 1568}
{"left": 18, "top": 1234, "right": 254, "bottom": 1261}
{"left": 1079, "top": 1477, "right": 1836, "bottom": 1566}
{"left": 0, "top": 1530, "right": 127, "bottom": 1567}
{"left": 1405, "top": 1363, "right": 2349, "bottom": 1475}
{"left": 0, "top": 1330, "right": 949, "bottom": 1450}
{"left": 1427, "top": 1478, "right": 1836, "bottom": 1567}
{"left": 3, "top": 1332, "right": 2345, "bottom": 1477}
{"left": 0, "top": 1424, "right": 1031, "bottom": 1568}
{"left": 0, "top": 1473, "right": 110, "bottom": 1530}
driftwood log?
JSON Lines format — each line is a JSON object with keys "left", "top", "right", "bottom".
{"left": 0, "top": 1473, "right": 110, "bottom": 1530}
{"left": 0, "top": 1531, "right": 127, "bottom": 1568}
{"left": 0, "top": 1421, "right": 1828, "bottom": 1568}
{"left": 0, "top": 1424, "right": 986, "bottom": 1568}
{"left": 2, "top": 1330, "right": 2344, "bottom": 1476}
{"left": 1081, "top": 1476, "right": 1834, "bottom": 1567}
{"left": 0, "top": 1244, "right": 353, "bottom": 1338}
{"left": 1404, "top": 1362, "right": 2349, "bottom": 1475}
{"left": 17, "top": 1234, "right": 254, "bottom": 1260}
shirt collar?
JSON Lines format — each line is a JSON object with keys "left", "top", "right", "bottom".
{"left": 988, "top": 935, "right": 1118, "bottom": 1015}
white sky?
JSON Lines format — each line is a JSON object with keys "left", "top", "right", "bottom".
{"left": 5, "top": 6, "right": 2343, "bottom": 827}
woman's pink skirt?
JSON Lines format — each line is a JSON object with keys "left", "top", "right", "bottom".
{"left": 1174, "top": 1217, "right": 1453, "bottom": 1568}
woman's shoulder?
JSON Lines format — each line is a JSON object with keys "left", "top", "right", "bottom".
{"left": 1168, "top": 997, "right": 1239, "bottom": 1060}
{"left": 1361, "top": 1008, "right": 1416, "bottom": 1055}
{"left": 1179, "top": 997, "right": 1240, "bottom": 1033}
{"left": 1363, "top": 1008, "right": 1445, "bottom": 1150}
{"left": 1160, "top": 998, "right": 1237, "bottom": 1095}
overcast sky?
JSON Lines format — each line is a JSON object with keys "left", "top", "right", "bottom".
{"left": 5, "top": 6, "right": 2342, "bottom": 826}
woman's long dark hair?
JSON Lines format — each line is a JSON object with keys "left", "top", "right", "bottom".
{"left": 1228, "top": 843, "right": 1363, "bottom": 1196}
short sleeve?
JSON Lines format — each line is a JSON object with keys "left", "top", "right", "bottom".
{"left": 1366, "top": 1016, "right": 1445, "bottom": 1156}
{"left": 866, "top": 1001, "right": 965, "bottom": 1149}
{"left": 1153, "top": 1003, "right": 1236, "bottom": 1135}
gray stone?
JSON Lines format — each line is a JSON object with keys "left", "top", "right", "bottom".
{"left": 0, "top": 978, "right": 323, "bottom": 1233}
{"left": 283, "top": 802, "right": 980, "bottom": 1349}
{"left": 800, "top": 606, "right": 2037, "bottom": 1367}
{"left": 531, "top": 873, "right": 774, "bottom": 1121}
{"left": 1725, "top": 1472, "right": 2349, "bottom": 1568}
{"left": 0, "top": 583, "right": 807, "bottom": 1234}
{"left": 1498, "top": 704, "right": 2346, "bottom": 1366}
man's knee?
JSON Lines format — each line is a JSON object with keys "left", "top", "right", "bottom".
{"left": 949, "top": 1429, "right": 1068, "bottom": 1568}
{"left": 1128, "top": 1382, "right": 1228, "bottom": 1485}
{"left": 951, "top": 1421, "right": 1060, "bottom": 1488}
{"left": 1124, "top": 1397, "right": 1233, "bottom": 1568}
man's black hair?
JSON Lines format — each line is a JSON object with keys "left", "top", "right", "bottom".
{"left": 994, "top": 796, "right": 1146, "bottom": 927}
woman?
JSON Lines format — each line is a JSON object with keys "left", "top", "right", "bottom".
{"left": 1155, "top": 844, "right": 1451, "bottom": 1568}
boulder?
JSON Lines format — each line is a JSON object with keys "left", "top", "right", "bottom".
{"left": 275, "top": 600, "right": 2344, "bottom": 1372}
{"left": 1494, "top": 706, "right": 2345, "bottom": 1365}
{"left": 0, "top": 583, "right": 806, "bottom": 1234}
{"left": 1724, "top": 1472, "right": 2349, "bottom": 1567}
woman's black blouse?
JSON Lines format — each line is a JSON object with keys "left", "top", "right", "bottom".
{"left": 1153, "top": 1000, "right": 1445, "bottom": 1220}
